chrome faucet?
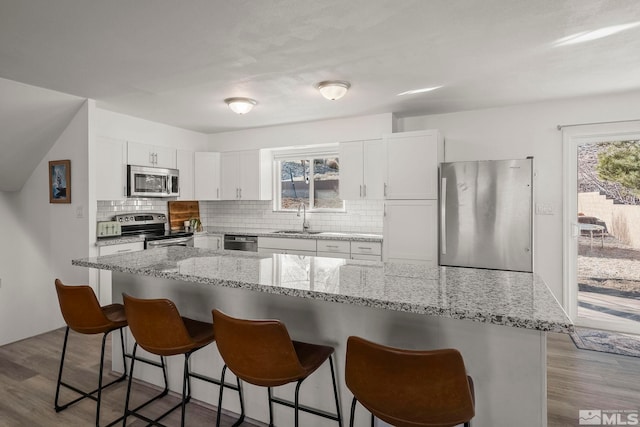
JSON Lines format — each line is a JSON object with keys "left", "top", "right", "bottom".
{"left": 297, "top": 203, "right": 310, "bottom": 232}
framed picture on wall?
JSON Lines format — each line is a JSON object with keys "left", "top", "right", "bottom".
{"left": 49, "top": 159, "right": 71, "bottom": 203}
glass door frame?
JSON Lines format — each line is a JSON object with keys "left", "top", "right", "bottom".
{"left": 562, "top": 122, "right": 640, "bottom": 333}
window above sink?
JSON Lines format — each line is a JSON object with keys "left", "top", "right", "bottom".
{"left": 272, "top": 145, "right": 345, "bottom": 213}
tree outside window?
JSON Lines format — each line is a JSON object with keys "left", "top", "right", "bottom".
{"left": 277, "top": 155, "right": 343, "bottom": 211}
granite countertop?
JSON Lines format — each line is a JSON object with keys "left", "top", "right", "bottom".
{"left": 73, "top": 247, "right": 572, "bottom": 333}
{"left": 97, "top": 227, "right": 382, "bottom": 246}
{"left": 200, "top": 227, "right": 383, "bottom": 242}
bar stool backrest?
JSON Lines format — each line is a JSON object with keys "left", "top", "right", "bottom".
{"left": 55, "top": 279, "right": 112, "bottom": 334}
{"left": 213, "top": 309, "right": 305, "bottom": 387}
{"left": 123, "top": 293, "right": 194, "bottom": 356}
{"left": 345, "top": 336, "right": 475, "bottom": 427}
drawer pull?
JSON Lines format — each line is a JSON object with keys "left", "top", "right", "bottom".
{"left": 326, "top": 245, "right": 339, "bottom": 248}
{"left": 357, "top": 246, "right": 372, "bottom": 250}
{"left": 116, "top": 249, "right": 133, "bottom": 253}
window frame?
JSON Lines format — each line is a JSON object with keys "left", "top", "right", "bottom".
{"left": 272, "top": 145, "right": 345, "bottom": 213}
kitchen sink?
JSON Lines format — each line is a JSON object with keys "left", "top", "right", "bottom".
{"left": 273, "top": 230, "right": 322, "bottom": 235}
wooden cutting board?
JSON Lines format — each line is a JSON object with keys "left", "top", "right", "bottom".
{"left": 167, "top": 201, "right": 200, "bottom": 231}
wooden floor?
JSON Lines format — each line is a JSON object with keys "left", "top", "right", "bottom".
{"left": 547, "top": 332, "right": 640, "bottom": 426}
{"left": 1, "top": 329, "right": 639, "bottom": 426}
{"left": 0, "top": 327, "right": 262, "bottom": 427}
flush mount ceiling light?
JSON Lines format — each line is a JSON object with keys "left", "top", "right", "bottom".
{"left": 224, "top": 97, "right": 257, "bottom": 114}
{"left": 316, "top": 80, "right": 351, "bottom": 100}
{"left": 397, "top": 86, "right": 443, "bottom": 96}
{"left": 552, "top": 21, "right": 640, "bottom": 47}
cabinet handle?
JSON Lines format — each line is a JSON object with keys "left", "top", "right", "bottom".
{"left": 383, "top": 203, "right": 387, "bottom": 217}
{"left": 149, "top": 152, "right": 154, "bottom": 164}
{"left": 363, "top": 185, "right": 367, "bottom": 198}
{"left": 359, "top": 185, "right": 362, "bottom": 197}
{"left": 116, "top": 249, "right": 132, "bottom": 253}
{"left": 239, "top": 188, "right": 242, "bottom": 199}
{"left": 441, "top": 177, "right": 447, "bottom": 255}
{"left": 357, "top": 246, "right": 372, "bottom": 250}
{"left": 384, "top": 183, "right": 388, "bottom": 197}
{"left": 217, "top": 188, "right": 219, "bottom": 199}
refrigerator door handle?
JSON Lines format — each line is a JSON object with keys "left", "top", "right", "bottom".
{"left": 440, "top": 177, "right": 447, "bottom": 254}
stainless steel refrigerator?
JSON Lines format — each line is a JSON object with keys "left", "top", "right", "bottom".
{"left": 439, "top": 158, "right": 533, "bottom": 272}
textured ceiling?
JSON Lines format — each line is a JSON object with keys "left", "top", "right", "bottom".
{"left": 0, "top": 0, "right": 639, "bottom": 134}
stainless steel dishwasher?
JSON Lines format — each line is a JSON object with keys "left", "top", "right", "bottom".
{"left": 223, "top": 234, "right": 258, "bottom": 252}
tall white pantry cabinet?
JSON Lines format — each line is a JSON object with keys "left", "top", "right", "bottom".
{"left": 383, "top": 130, "right": 443, "bottom": 265}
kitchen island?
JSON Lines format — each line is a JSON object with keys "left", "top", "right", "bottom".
{"left": 73, "top": 247, "right": 572, "bottom": 427}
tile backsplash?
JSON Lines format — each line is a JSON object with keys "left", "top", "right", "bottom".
{"left": 97, "top": 199, "right": 383, "bottom": 233}
{"left": 97, "top": 199, "right": 168, "bottom": 221}
{"left": 200, "top": 200, "right": 383, "bottom": 233}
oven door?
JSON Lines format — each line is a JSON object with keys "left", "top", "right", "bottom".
{"left": 145, "top": 236, "right": 194, "bottom": 249}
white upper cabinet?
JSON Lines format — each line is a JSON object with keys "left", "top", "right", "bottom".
{"left": 127, "top": 141, "right": 177, "bottom": 169}
{"left": 220, "top": 150, "right": 272, "bottom": 200}
{"left": 176, "top": 150, "right": 194, "bottom": 200}
{"left": 96, "top": 136, "right": 127, "bottom": 200}
{"left": 384, "top": 130, "right": 443, "bottom": 200}
{"left": 220, "top": 151, "right": 238, "bottom": 200}
{"left": 194, "top": 152, "right": 221, "bottom": 200}
{"left": 340, "top": 139, "right": 384, "bottom": 200}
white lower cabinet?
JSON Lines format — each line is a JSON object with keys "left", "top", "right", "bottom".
{"left": 317, "top": 240, "right": 350, "bottom": 259}
{"left": 194, "top": 234, "right": 223, "bottom": 250}
{"left": 383, "top": 200, "right": 437, "bottom": 265}
{"left": 350, "top": 241, "right": 382, "bottom": 261}
{"left": 258, "top": 236, "right": 383, "bottom": 261}
{"left": 258, "top": 237, "right": 316, "bottom": 255}
{"left": 97, "top": 241, "right": 144, "bottom": 304}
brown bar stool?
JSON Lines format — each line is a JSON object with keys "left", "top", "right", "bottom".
{"left": 345, "top": 336, "right": 475, "bottom": 427}
{"left": 212, "top": 309, "right": 342, "bottom": 427}
{"left": 54, "top": 278, "right": 129, "bottom": 427}
{"left": 122, "top": 294, "right": 244, "bottom": 427}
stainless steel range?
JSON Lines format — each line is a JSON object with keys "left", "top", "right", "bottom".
{"left": 115, "top": 213, "right": 194, "bottom": 249}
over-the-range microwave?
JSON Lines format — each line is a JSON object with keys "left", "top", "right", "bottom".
{"left": 127, "top": 165, "right": 179, "bottom": 198}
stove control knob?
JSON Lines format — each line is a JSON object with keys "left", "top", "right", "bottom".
{"left": 124, "top": 217, "right": 129, "bottom": 222}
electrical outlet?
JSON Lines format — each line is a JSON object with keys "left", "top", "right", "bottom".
{"left": 535, "top": 204, "right": 554, "bottom": 215}
{"left": 76, "top": 205, "right": 84, "bottom": 218}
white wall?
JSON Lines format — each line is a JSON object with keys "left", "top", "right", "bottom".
{"left": 0, "top": 101, "right": 91, "bottom": 345}
{"left": 397, "top": 89, "right": 640, "bottom": 304}
{"left": 208, "top": 113, "right": 393, "bottom": 151}
{"left": 94, "top": 108, "right": 209, "bottom": 151}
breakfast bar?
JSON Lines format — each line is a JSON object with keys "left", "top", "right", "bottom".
{"left": 73, "top": 247, "right": 573, "bottom": 427}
